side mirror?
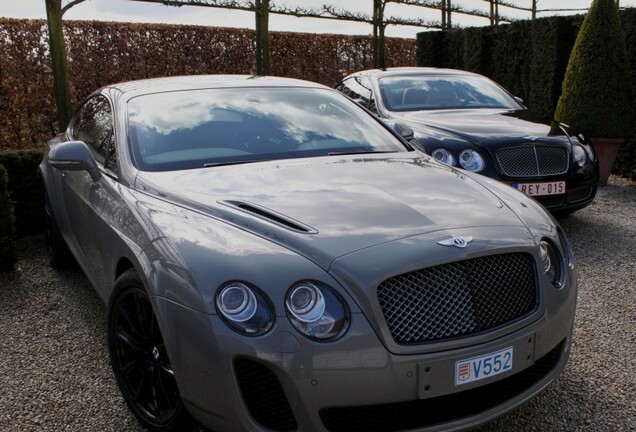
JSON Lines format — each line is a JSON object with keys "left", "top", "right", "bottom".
{"left": 514, "top": 96, "right": 525, "bottom": 106}
{"left": 48, "top": 140, "right": 101, "bottom": 182}
{"left": 393, "top": 122, "right": 415, "bottom": 141}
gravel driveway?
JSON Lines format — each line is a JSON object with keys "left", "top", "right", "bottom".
{"left": 0, "top": 176, "right": 634, "bottom": 432}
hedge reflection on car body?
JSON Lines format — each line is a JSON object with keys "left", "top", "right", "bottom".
{"left": 40, "top": 75, "right": 577, "bottom": 432}
{"left": 335, "top": 67, "right": 599, "bottom": 216}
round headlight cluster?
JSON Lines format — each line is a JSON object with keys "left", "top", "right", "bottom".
{"left": 459, "top": 149, "right": 485, "bottom": 172}
{"left": 216, "top": 282, "right": 274, "bottom": 335}
{"left": 431, "top": 148, "right": 485, "bottom": 172}
{"left": 573, "top": 144, "right": 588, "bottom": 166}
{"left": 285, "top": 282, "right": 349, "bottom": 341}
{"left": 431, "top": 148, "right": 455, "bottom": 166}
{"left": 540, "top": 240, "right": 564, "bottom": 288}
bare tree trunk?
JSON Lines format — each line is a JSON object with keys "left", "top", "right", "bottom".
{"left": 441, "top": 0, "right": 452, "bottom": 30}
{"left": 373, "top": 0, "right": 379, "bottom": 67}
{"left": 45, "top": 0, "right": 72, "bottom": 131}
{"left": 255, "top": 0, "right": 270, "bottom": 75}
{"left": 495, "top": 0, "right": 500, "bottom": 25}
{"left": 373, "top": 0, "right": 386, "bottom": 69}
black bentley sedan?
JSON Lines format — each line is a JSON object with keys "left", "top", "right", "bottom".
{"left": 336, "top": 68, "right": 599, "bottom": 215}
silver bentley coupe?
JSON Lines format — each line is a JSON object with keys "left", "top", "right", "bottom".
{"left": 40, "top": 75, "right": 577, "bottom": 432}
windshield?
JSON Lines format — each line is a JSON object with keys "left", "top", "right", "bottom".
{"left": 127, "top": 87, "right": 407, "bottom": 172}
{"left": 378, "top": 75, "right": 523, "bottom": 112}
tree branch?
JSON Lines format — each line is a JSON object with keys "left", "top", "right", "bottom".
{"left": 61, "top": 0, "right": 89, "bottom": 16}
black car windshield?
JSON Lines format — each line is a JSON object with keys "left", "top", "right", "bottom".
{"left": 127, "top": 87, "right": 407, "bottom": 171}
{"left": 378, "top": 75, "right": 523, "bottom": 112}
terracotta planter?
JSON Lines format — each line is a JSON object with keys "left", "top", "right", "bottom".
{"left": 590, "top": 137, "right": 623, "bottom": 186}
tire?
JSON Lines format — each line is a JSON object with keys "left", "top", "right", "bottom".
{"left": 107, "top": 269, "right": 196, "bottom": 432}
{"left": 43, "top": 189, "right": 73, "bottom": 268}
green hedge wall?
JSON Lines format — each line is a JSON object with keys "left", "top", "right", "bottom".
{"left": 0, "top": 164, "right": 16, "bottom": 271}
{"left": 416, "top": 12, "right": 636, "bottom": 179}
{"left": 0, "top": 149, "right": 44, "bottom": 236}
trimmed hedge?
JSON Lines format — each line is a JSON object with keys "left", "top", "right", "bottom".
{"left": 0, "top": 18, "right": 415, "bottom": 151}
{"left": 0, "top": 164, "right": 16, "bottom": 271}
{"left": 0, "top": 149, "right": 45, "bottom": 237}
{"left": 416, "top": 13, "right": 636, "bottom": 179}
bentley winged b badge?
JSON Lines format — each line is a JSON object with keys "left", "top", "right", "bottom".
{"left": 437, "top": 236, "right": 474, "bottom": 248}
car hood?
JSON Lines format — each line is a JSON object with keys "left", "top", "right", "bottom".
{"left": 394, "top": 109, "right": 566, "bottom": 143}
{"left": 135, "top": 153, "right": 527, "bottom": 269}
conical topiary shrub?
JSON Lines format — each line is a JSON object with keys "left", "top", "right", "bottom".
{"left": 555, "top": 0, "right": 634, "bottom": 185}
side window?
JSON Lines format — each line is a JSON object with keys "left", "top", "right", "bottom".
{"left": 76, "top": 96, "right": 113, "bottom": 168}
{"left": 339, "top": 77, "right": 372, "bottom": 108}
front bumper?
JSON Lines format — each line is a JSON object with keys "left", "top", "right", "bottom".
{"left": 154, "top": 277, "right": 576, "bottom": 432}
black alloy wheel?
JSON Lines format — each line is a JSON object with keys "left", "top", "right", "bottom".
{"left": 43, "top": 189, "right": 73, "bottom": 268}
{"left": 108, "top": 269, "right": 195, "bottom": 432}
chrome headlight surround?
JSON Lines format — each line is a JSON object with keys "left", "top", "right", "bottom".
{"left": 431, "top": 148, "right": 456, "bottom": 166}
{"left": 539, "top": 239, "right": 565, "bottom": 289}
{"left": 285, "top": 281, "right": 350, "bottom": 341}
{"left": 573, "top": 144, "right": 588, "bottom": 166}
{"left": 458, "top": 149, "right": 485, "bottom": 172}
{"left": 216, "top": 282, "right": 275, "bottom": 336}
{"left": 571, "top": 135, "right": 595, "bottom": 163}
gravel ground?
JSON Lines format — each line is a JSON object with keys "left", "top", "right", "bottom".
{"left": 0, "top": 175, "right": 634, "bottom": 432}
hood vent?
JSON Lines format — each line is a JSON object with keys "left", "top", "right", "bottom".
{"left": 221, "top": 200, "right": 318, "bottom": 234}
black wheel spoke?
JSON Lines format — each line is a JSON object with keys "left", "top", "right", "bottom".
{"left": 132, "top": 365, "right": 152, "bottom": 401}
{"left": 115, "top": 328, "right": 149, "bottom": 352}
{"left": 120, "top": 353, "right": 148, "bottom": 377}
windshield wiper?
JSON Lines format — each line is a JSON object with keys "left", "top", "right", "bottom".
{"left": 327, "top": 150, "right": 396, "bottom": 156}
{"left": 203, "top": 160, "right": 260, "bottom": 168}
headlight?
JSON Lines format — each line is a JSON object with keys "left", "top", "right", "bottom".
{"left": 458, "top": 149, "right": 485, "bottom": 172}
{"left": 571, "top": 136, "right": 595, "bottom": 162}
{"left": 573, "top": 144, "right": 588, "bottom": 166}
{"left": 432, "top": 148, "right": 456, "bottom": 166}
{"left": 285, "top": 282, "right": 349, "bottom": 341}
{"left": 539, "top": 240, "right": 564, "bottom": 288}
{"left": 216, "top": 282, "right": 274, "bottom": 335}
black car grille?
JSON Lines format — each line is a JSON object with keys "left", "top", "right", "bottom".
{"left": 496, "top": 145, "right": 569, "bottom": 177}
{"left": 319, "top": 340, "right": 565, "bottom": 432}
{"left": 535, "top": 195, "right": 566, "bottom": 209}
{"left": 234, "top": 358, "right": 298, "bottom": 431}
{"left": 566, "top": 186, "right": 594, "bottom": 203}
{"left": 377, "top": 253, "right": 537, "bottom": 345}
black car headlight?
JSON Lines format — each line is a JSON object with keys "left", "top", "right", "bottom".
{"left": 539, "top": 240, "right": 565, "bottom": 288}
{"left": 573, "top": 144, "right": 588, "bottom": 166}
{"left": 571, "top": 136, "right": 595, "bottom": 164}
{"left": 216, "top": 282, "right": 274, "bottom": 335}
{"left": 431, "top": 148, "right": 456, "bottom": 166}
{"left": 459, "top": 149, "right": 485, "bottom": 172}
{"left": 285, "top": 281, "right": 349, "bottom": 341}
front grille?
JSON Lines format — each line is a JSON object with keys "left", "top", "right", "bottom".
{"left": 566, "top": 186, "right": 594, "bottom": 203}
{"left": 377, "top": 253, "right": 537, "bottom": 345}
{"left": 319, "top": 340, "right": 565, "bottom": 432}
{"left": 497, "top": 145, "right": 569, "bottom": 177}
{"left": 535, "top": 195, "right": 566, "bottom": 209}
{"left": 234, "top": 358, "right": 297, "bottom": 431}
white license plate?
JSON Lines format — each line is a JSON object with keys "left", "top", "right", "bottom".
{"left": 513, "top": 181, "right": 565, "bottom": 196}
{"left": 455, "top": 347, "right": 513, "bottom": 386}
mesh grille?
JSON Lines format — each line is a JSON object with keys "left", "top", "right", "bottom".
{"left": 234, "top": 358, "right": 297, "bottom": 431}
{"left": 319, "top": 340, "right": 565, "bottom": 432}
{"left": 567, "top": 186, "right": 594, "bottom": 203}
{"left": 535, "top": 195, "right": 566, "bottom": 209}
{"left": 377, "top": 253, "right": 537, "bottom": 345}
{"left": 496, "top": 145, "right": 569, "bottom": 177}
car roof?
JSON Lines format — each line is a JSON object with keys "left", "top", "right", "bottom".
{"left": 103, "top": 74, "right": 330, "bottom": 99}
{"left": 347, "top": 67, "right": 482, "bottom": 80}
